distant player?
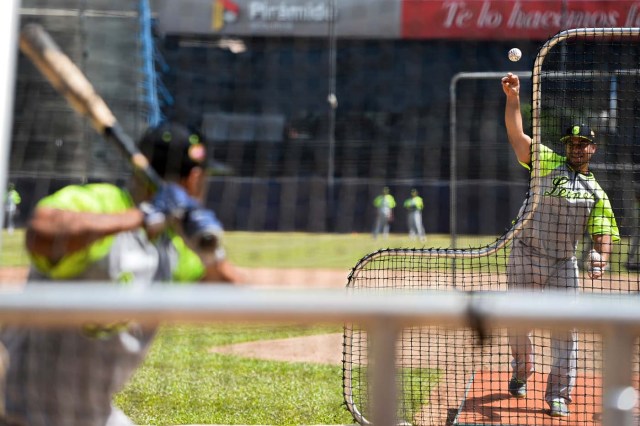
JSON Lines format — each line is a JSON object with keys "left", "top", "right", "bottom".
{"left": 501, "top": 72, "right": 620, "bottom": 418}
{"left": 4, "top": 183, "right": 21, "bottom": 234}
{"left": 372, "top": 186, "right": 396, "bottom": 239}
{"left": 0, "top": 122, "right": 241, "bottom": 426}
{"left": 403, "top": 188, "right": 426, "bottom": 242}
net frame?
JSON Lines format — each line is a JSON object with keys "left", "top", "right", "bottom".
{"left": 448, "top": 71, "right": 532, "bottom": 249}
{"left": 343, "top": 27, "right": 640, "bottom": 426}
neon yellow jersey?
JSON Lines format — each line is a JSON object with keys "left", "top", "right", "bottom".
{"left": 30, "top": 184, "right": 134, "bottom": 279}
{"left": 516, "top": 144, "right": 620, "bottom": 259}
{"left": 404, "top": 196, "right": 424, "bottom": 211}
{"left": 374, "top": 194, "right": 396, "bottom": 209}
{"left": 29, "top": 183, "right": 205, "bottom": 282}
{"left": 6, "top": 189, "right": 21, "bottom": 205}
{"left": 167, "top": 230, "right": 206, "bottom": 282}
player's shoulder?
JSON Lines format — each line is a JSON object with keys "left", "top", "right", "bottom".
{"left": 37, "top": 183, "right": 133, "bottom": 212}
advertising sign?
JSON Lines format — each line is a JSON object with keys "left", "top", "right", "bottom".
{"left": 157, "top": 0, "right": 640, "bottom": 40}
{"left": 403, "top": 1, "right": 640, "bottom": 40}
{"left": 157, "top": 0, "right": 401, "bottom": 38}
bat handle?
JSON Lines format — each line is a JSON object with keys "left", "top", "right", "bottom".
{"left": 105, "top": 125, "right": 164, "bottom": 191}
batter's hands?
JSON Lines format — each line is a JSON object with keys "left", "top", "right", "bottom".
{"left": 151, "top": 183, "right": 199, "bottom": 219}
{"left": 502, "top": 72, "right": 520, "bottom": 97}
{"left": 151, "top": 183, "right": 222, "bottom": 252}
{"left": 182, "top": 207, "right": 223, "bottom": 252}
{"left": 139, "top": 201, "right": 167, "bottom": 237}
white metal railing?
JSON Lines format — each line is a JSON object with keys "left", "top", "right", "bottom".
{"left": 0, "top": 284, "right": 639, "bottom": 426}
{"left": 0, "top": 0, "right": 20, "bottom": 250}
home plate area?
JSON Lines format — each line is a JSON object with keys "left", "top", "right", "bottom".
{"left": 453, "top": 371, "right": 604, "bottom": 425}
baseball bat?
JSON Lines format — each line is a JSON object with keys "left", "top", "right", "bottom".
{"left": 19, "top": 23, "right": 218, "bottom": 250}
{"left": 18, "top": 23, "right": 163, "bottom": 190}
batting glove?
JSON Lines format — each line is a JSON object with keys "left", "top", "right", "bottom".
{"left": 139, "top": 201, "right": 166, "bottom": 230}
{"left": 151, "top": 183, "right": 222, "bottom": 251}
{"left": 183, "top": 207, "right": 223, "bottom": 252}
{"left": 151, "top": 183, "right": 199, "bottom": 220}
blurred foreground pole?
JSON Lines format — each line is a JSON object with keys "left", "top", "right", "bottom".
{"left": 602, "top": 326, "right": 636, "bottom": 426}
{"left": 0, "top": 0, "right": 20, "bottom": 242}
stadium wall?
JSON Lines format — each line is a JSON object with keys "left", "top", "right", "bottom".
{"left": 10, "top": 1, "right": 633, "bottom": 236}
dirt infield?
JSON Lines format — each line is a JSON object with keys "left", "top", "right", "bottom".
{"left": 0, "top": 266, "right": 350, "bottom": 289}
{"left": 217, "top": 267, "right": 349, "bottom": 366}
{"left": 210, "top": 333, "right": 343, "bottom": 364}
{"left": 0, "top": 267, "right": 28, "bottom": 285}
{"left": 242, "top": 267, "right": 349, "bottom": 289}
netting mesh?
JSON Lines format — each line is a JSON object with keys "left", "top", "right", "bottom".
{"left": 343, "top": 28, "right": 640, "bottom": 426}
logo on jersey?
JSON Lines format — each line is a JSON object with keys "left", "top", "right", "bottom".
{"left": 544, "top": 176, "right": 595, "bottom": 200}
{"left": 213, "top": 0, "right": 240, "bottom": 31}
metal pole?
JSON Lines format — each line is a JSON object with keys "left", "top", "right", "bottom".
{"left": 369, "top": 319, "right": 401, "bottom": 426}
{"left": 0, "top": 0, "right": 21, "bottom": 247}
{"left": 326, "top": 0, "right": 337, "bottom": 230}
{"left": 448, "top": 71, "right": 532, "bottom": 250}
{"left": 449, "top": 74, "right": 459, "bottom": 250}
{"left": 602, "top": 325, "right": 637, "bottom": 426}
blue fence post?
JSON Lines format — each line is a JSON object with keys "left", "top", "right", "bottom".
{"left": 139, "top": 0, "right": 162, "bottom": 126}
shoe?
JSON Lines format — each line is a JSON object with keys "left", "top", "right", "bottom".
{"left": 626, "top": 263, "right": 640, "bottom": 271}
{"left": 508, "top": 377, "right": 527, "bottom": 398}
{"left": 549, "top": 398, "right": 569, "bottom": 417}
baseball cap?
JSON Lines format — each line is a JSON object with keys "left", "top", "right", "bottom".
{"left": 560, "top": 123, "right": 595, "bottom": 144}
{"left": 138, "top": 122, "right": 207, "bottom": 180}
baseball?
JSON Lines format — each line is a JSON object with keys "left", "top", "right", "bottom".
{"left": 508, "top": 48, "right": 522, "bottom": 62}
{"left": 589, "top": 249, "right": 602, "bottom": 263}
{"left": 588, "top": 249, "right": 604, "bottom": 277}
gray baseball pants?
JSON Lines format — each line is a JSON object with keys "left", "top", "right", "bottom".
{"left": 507, "top": 240, "right": 578, "bottom": 404}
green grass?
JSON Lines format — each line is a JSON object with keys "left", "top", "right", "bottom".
{"left": 0, "top": 230, "right": 500, "bottom": 269}
{"left": 222, "top": 231, "right": 500, "bottom": 269}
{"left": 4, "top": 229, "right": 629, "bottom": 273}
{"left": 351, "top": 366, "right": 441, "bottom": 424}
{"left": 115, "top": 324, "right": 358, "bottom": 425}
{"left": 0, "top": 229, "right": 29, "bottom": 267}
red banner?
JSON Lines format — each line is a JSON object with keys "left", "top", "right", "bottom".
{"left": 402, "top": 1, "right": 640, "bottom": 39}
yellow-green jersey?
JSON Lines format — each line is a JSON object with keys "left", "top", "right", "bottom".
{"left": 516, "top": 144, "right": 620, "bottom": 259}
{"left": 1, "top": 183, "right": 204, "bottom": 426}
{"left": 404, "top": 196, "right": 424, "bottom": 211}
{"left": 29, "top": 183, "right": 205, "bottom": 282}
{"left": 373, "top": 194, "right": 396, "bottom": 222}
{"left": 5, "top": 189, "right": 20, "bottom": 209}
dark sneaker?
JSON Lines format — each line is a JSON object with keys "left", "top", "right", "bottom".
{"left": 508, "top": 377, "right": 527, "bottom": 398}
{"left": 626, "top": 263, "right": 640, "bottom": 271}
{"left": 549, "top": 398, "right": 570, "bottom": 417}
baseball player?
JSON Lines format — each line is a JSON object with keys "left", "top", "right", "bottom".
{"left": 403, "top": 188, "right": 426, "bottom": 242}
{"left": 4, "top": 183, "right": 21, "bottom": 235}
{"left": 501, "top": 73, "right": 619, "bottom": 418}
{"left": 372, "top": 186, "right": 396, "bottom": 239}
{"left": 0, "top": 122, "right": 241, "bottom": 426}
